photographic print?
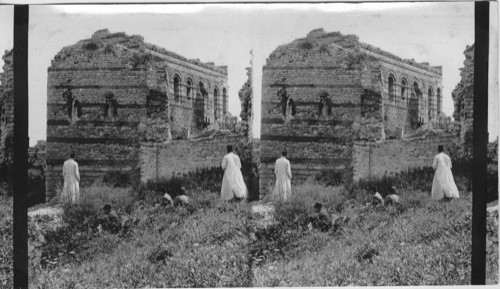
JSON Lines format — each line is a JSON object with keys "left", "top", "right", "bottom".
{"left": 0, "top": 1, "right": 498, "bottom": 287}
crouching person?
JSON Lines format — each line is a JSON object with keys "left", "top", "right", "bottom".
{"left": 308, "top": 203, "right": 332, "bottom": 232}
{"left": 385, "top": 186, "right": 402, "bottom": 206}
{"left": 98, "top": 204, "right": 121, "bottom": 233}
{"left": 368, "top": 186, "right": 384, "bottom": 206}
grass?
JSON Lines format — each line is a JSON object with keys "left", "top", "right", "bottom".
{"left": 0, "top": 194, "right": 13, "bottom": 288}
{"left": 29, "top": 184, "right": 252, "bottom": 288}
{"left": 252, "top": 181, "right": 473, "bottom": 286}
{"left": 0, "top": 162, "right": 493, "bottom": 287}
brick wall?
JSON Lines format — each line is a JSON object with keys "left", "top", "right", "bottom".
{"left": 45, "top": 30, "right": 229, "bottom": 200}
{"left": 260, "top": 49, "right": 363, "bottom": 193}
{"left": 0, "top": 50, "right": 13, "bottom": 167}
{"left": 452, "top": 45, "right": 474, "bottom": 158}
{"left": 352, "top": 133, "right": 459, "bottom": 181}
{"left": 259, "top": 29, "right": 442, "bottom": 196}
{"left": 139, "top": 132, "right": 243, "bottom": 182}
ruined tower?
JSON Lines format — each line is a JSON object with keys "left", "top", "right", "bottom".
{"left": 238, "top": 66, "right": 253, "bottom": 139}
{"left": 452, "top": 44, "right": 474, "bottom": 159}
{"left": 46, "top": 30, "right": 228, "bottom": 199}
{"left": 259, "top": 29, "right": 443, "bottom": 194}
{"left": 0, "top": 49, "right": 13, "bottom": 170}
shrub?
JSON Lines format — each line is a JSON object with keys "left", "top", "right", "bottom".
{"left": 315, "top": 169, "right": 344, "bottom": 187}
{"left": 82, "top": 41, "right": 99, "bottom": 51}
{"left": 0, "top": 196, "right": 12, "bottom": 288}
{"left": 298, "top": 40, "right": 314, "bottom": 50}
{"left": 319, "top": 43, "right": 331, "bottom": 55}
{"left": 136, "top": 167, "right": 225, "bottom": 204}
{"left": 102, "top": 170, "right": 137, "bottom": 188}
{"left": 131, "top": 52, "right": 151, "bottom": 68}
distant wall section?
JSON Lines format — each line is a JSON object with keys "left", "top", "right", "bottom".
{"left": 140, "top": 133, "right": 243, "bottom": 182}
{"left": 352, "top": 133, "right": 459, "bottom": 181}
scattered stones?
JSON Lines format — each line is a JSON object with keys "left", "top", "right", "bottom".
{"left": 162, "top": 193, "right": 173, "bottom": 206}
{"left": 251, "top": 203, "right": 276, "bottom": 230}
{"left": 372, "top": 192, "right": 384, "bottom": 206}
{"left": 385, "top": 194, "right": 402, "bottom": 206}
{"left": 174, "top": 195, "right": 190, "bottom": 207}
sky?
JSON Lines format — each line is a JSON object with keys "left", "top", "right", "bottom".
{"left": 0, "top": 2, "right": 498, "bottom": 145}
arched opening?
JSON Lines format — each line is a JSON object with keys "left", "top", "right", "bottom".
{"left": 401, "top": 78, "right": 407, "bottom": 102}
{"left": 186, "top": 79, "right": 193, "bottom": 101}
{"left": 388, "top": 75, "right": 395, "bottom": 102}
{"left": 214, "top": 87, "right": 219, "bottom": 120}
{"left": 103, "top": 92, "right": 118, "bottom": 117}
{"left": 63, "top": 88, "right": 74, "bottom": 118}
{"left": 436, "top": 88, "right": 441, "bottom": 114}
{"left": 72, "top": 100, "right": 82, "bottom": 119}
{"left": 413, "top": 81, "right": 422, "bottom": 100}
{"left": 222, "top": 88, "right": 227, "bottom": 115}
{"left": 174, "top": 75, "right": 181, "bottom": 102}
{"left": 199, "top": 82, "right": 207, "bottom": 98}
{"left": 428, "top": 87, "right": 434, "bottom": 120}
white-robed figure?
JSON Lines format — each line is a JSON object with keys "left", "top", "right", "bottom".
{"left": 273, "top": 150, "right": 292, "bottom": 201}
{"left": 221, "top": 145, "right": 248, "bottom": 201}
{"left": 62, "top": 152, "right": 81, "bottom": 204}
{"left": 431, "top": 145, "right": 460, "bottom": 200}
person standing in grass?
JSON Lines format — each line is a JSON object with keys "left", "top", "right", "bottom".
{"left": 273, "top": 149, "right": 292, "bottom": 201}
{"left": 431, "top": 145, "right": 460, "bottom": 200}
{"left": 62, "top": 152, "right": 80, "bottom": 204}
{"left": 221, "top": 145, "right": 248, "bottom": 201}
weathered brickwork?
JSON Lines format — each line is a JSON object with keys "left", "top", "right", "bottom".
{"left": 352, "top": 133, "right": 459, "bottom": 181}
{"left": 0, "top": 50, "right": 13, "bottom": 168}
{"left": 140, "top": 132, "right": 243, "bottom": 182}
{"left": 239, "top": 66, "right": 253, "bottom": 139}
{"left": 452, "top": 45, "right": 474, "bottom": 158}
{"left": 260, "top": 29, "right": 442, "bottom": 194}
{"left": 46, "top": 30, "right": 228, "bottom": 199}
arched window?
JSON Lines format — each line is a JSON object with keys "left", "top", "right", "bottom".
{"left": 428, "top": 87, "right": 434, "bottom": 120}
{"left": 436, "top": 88, "right": 442, "bottom": 114}
{"left": 222, "top": 88, "right": 227, "bottom": 115}
{"left": 401, "top": 78, "right": 407, "bottom": 101}
{"left": 63, "top": 88, "right": 74, "bottom": 118}
{"left": 103, "top": 92, "right": 118, "bottom": 117}
{"left": 388, "top": 75, "right": 395, "bottom": 102}
{"left": 413, "top": 81, "right": 421, "bottom": 98}
{"left": 72, "top": 100, "right": 82, "bottom": 119}
{"left": 214, "top": 87, "right": 219, "bottom": 120}
{"left": 186, "top": 79, "right": 193, "bottom": 101}
{"left": 199, "top": 82, "right": 207, "bottom": 98}
{"left": 174, "top": 75, "right": 181, "bottom": 102}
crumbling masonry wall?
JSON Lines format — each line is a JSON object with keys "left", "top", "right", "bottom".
{"left": 239, "top": 66, "right": 253, "bottom": 139}
{"left": 0, "top": 50, "right": 13, "bottom": 169}
{"left": 46, "top": 30, "right": 228, "bottom": 200}
{"left": 140, "top": 133, "right": 243, "bottom": 182}
{"left": 259, "top": 29, "right": 443, "bottom": 194}
{"left": 452, "top": 45, "right": 474, "bottom": 158}
{"left": 352, "top": 133, "right": 460, "bottom": 181}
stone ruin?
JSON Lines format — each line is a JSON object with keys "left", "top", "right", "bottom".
{"left": 259, "top": 29, "right": 443, "bottom": 192}
{"left": 452, "top": 44, "right": 474, "bottom": 159}
{"left": 239, "top": 65, "right": 253, "bottom": 140}
{"left": 0, "top": 49, "right": 13, "bottom": 171}
{"left": 45, "top": 29, "right": 229, "bottom": 200}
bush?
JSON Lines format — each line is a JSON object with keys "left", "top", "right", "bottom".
{"left": 136, "top": 167, "right": 225, "bottom": 204}
{"left": 348, "top": 159, "right": 473, "bottom": 199}
{"left": 131, "top": 52, "right": 151, "bottom": 68}
{"left": 102, "top": 170, "right": 138, "bottom": 189}
{"left": 251, "top": 184, "right": 345, "bottom": 265}
{"left": 82, "top": 41, "right": 99, "bottom": 51}
{"left": 298, "top": 40, "right": 314, "bottom": 50}
{"left": 315, "top": 169, "right": 344, "bottom": 187}
{"left": 0, "top": 196, "right": 12, "bottom": 288}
